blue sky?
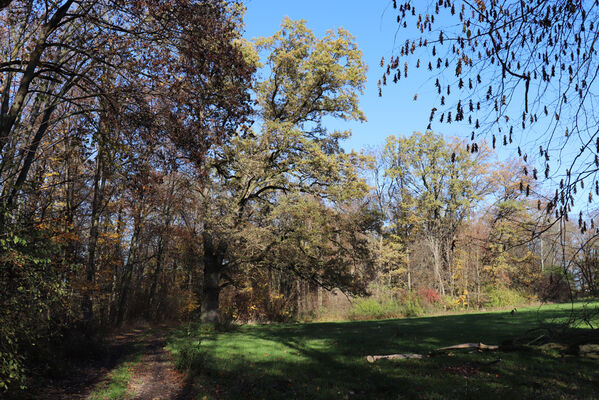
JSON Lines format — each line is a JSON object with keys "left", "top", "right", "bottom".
{"left": 243, "top": 0, "right": 460, "bottom": 153}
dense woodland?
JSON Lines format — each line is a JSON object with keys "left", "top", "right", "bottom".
{"left": 1, "top": 0, "right": 599, "bottom": 392}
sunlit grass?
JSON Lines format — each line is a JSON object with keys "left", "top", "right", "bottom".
{"left": 167, "top": 300, "right": 599, "bottom": 399}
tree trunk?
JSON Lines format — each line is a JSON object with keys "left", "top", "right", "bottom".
{"left": 147, "top": 236, "right": 166, "bottom": 319}
{"left": 201, "top": 233, "right": 222, "bottom": 323}
{"left": 406, "top": 251, "right": 412, "bottom": 291}
{"left": 109, "top": 204, "right": 125, "bottom": 323}
{"left": 428, "top": 236, "right": 446, "bottom": 296}
{"left": 115, "top": 208, "right": 142, "bottom": 325}
{"left": 475, "top": 247, "right": 480, "bottom": 306}
{"left": 83, "top": 151, "right": 105, "bottom": 324}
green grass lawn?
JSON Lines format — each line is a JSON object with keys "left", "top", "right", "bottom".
{"left": 167, "top": 301, "right": 599, "bottom": 399}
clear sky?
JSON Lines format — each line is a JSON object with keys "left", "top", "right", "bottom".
{"left": 243, "top": 0, "right": 465, "bottom": 153}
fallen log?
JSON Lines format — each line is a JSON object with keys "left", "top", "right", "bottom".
{"left": 436, "top": 342, "right": 499, "bottom": 351}
{"left": 365, "top": 342, "right": 499, "bottom": 363}
{"left": 366, "top": 353, "right": 423, "bottom": 363}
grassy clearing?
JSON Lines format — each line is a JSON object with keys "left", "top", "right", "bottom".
{"left": 167, "top": 301, "right": 599, "bottom": 399}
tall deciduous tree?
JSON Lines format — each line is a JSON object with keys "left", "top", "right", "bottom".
{"left": 195, "top": 17, "right": 371, "bottom": 322}
{"left": 382, "top": 132, "right": 491, "bottom": 295}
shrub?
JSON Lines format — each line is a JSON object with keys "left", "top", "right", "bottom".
{"left": 347, "top": 291, "right": 426, "bottom": 320}
{"left": 483, "top": 287, "right": 527, "bottom": 308}
{"left": 400, "top": 293, "right": 425, "bottom": 317}
{"left": 417, "top": 288, "right": 441, "bottom": 307}
{"left": 175, "top": 340, "right": 205, "bottom": 373}
{"left": 347, "top": 296, "right": 402, "bottom": 320}
{"left": 537, "top": 269, "right": 572, "bottom": 302}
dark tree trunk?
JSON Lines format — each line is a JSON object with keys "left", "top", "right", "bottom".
{"left": 201, "top": 233, "right": 222, "bottom": 323}
{"left": 109, "top": 205, "right": 125, "bottom": 323}
{"left": 146, "top": 238, "right": 165, "bottom": 319}
{"left": 147, "top": 211, "right": 172, "bottom": 319}
{"left": 115, "top": 208, "right": 142, "bottom": 325}
{"left": 83, "top": 151, "right": 105, "bottom": 324}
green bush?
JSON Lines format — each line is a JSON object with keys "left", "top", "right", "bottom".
{"left": 347, "top": 297, "right": 402, "bottom": 320}
{"left": 175, "top": 340, "right": 205, "bottom": 372}
{"left": 0, "top": 224, "right": 70, "bottom": 392}
{"left": 400, "top": 293, "right": 425, "bottom": 317}
{"left": 483, "top": 287, "right": 527, "bottom": 308}
{"left": 347, "top": 292, "right": 425, "bottom": 320}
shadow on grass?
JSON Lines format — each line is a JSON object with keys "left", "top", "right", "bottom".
{"left": 168, "top": 303, "right": 599, "bottom": 400}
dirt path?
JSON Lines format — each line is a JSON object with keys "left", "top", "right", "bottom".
{"left": 27, "top": 327, "right": 193, "bottom": 400}
{"left": 127, "top": 332, "right": 191, "bottom": 400}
